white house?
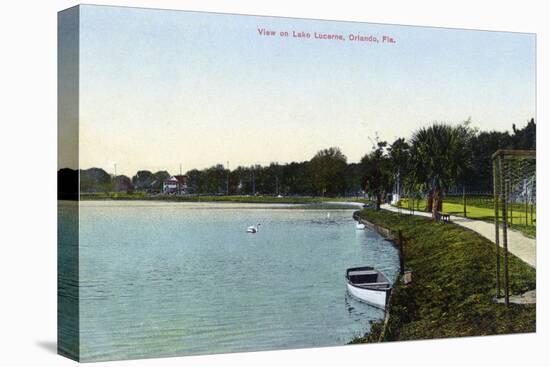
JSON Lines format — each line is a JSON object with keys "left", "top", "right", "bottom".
{"left": 163, "top": 175, "right": 187, "bottom": 195}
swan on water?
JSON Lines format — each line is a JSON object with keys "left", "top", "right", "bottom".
{"left": 247, "top": 224, "right": 261, "bottom": 233}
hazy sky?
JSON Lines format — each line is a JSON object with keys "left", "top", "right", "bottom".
{"left": 63, "top": 5, "right": 535, "bottom": 176}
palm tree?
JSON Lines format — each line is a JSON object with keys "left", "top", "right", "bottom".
{"left": 410, "top": 123, "right": 472, "bottom": 220}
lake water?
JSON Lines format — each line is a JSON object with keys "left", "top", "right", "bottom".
{"left": 58, "top": 201, "right": 399, "bottom": 361}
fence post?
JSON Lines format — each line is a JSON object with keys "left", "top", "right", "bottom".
{"left": 493, "top": 161, "right": 501, "bottom": 299}
{"left": 524, "top": 194, "right": 529, "bottom": 226}
{"left": 463, "top": 185, "right": 467, "bottom": 217}
{"left": 500, "top": 157, "right": 510, "bottom": 306}
{"left": 509, "top": 192, "right": 513, "bottom": 226}
{"left": 398, "top": 230, "right": 405, "bottom": 276}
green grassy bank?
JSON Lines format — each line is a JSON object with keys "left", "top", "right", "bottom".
{"left": 351, "top": 209, "right": 536, "bottom": 343}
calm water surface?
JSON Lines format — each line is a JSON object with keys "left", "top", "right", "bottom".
{"left": 59, "top": 201, "right": 399, "bottom": 361}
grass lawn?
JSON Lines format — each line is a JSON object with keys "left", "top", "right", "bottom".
{"left": 351, "top": 208, "right": 535, "bottom": 343}
{"left": 398, "top": 198, "right": 536, "bottom": 238}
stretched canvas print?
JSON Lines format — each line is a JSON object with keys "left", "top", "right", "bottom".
{"left": 58, "top": 4, "right": 537, "bottom": 362}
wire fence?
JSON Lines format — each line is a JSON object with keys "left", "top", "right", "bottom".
{"left": 492, "top": 149, "right": 536, "bottom": 306}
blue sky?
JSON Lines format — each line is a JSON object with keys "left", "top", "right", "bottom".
{"left": 70, "top": 5, "right": 535, "bottom": 176}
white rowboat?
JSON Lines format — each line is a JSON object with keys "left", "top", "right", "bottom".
{"left": 345, "top": 266, "right": 392, "bottom": 309}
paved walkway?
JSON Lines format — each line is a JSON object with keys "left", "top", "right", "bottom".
{"left": 380, "top": 204, "right": 536, "bottom": 268}
{"left": 325, "top": 201, "right": 365, "bottom": 208}
{"left": 496, "top": 290, "right": 536, "bottom": 304}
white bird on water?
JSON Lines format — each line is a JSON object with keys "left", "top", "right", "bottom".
{"left": 247, "top": 224, "right": 261, "bottom": 233}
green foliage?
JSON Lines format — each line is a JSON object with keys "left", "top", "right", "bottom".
{"left": 409, "top": 122, "right": 475, "bottom": 218}
{"left": 511, "top": 118, "right": 536, "bottom": 150}
{"left": 113, "top": 175, "right": 133, "bottom": 193}
{"left": 388, "top": 138, "right": 412, "bottom": 191}
{"left": 309, "top": 147, "right": 348, "bottom": 196}
{"left": 465, "top": 118, "right": 535, "bottom": 191}
{"left": 80, "top": 168, "right": 113, "bottom": 193}
{"left": 153, "top": 170, "right": 170, "bottom": 183}
{"left": 388, "top": 138, "right": 410, "bottom": 171}
{"left": 186, "top": 148, "right": 353, "bottom": 197}
{"left": 352, "top": 209, "right": 535, "bottom": 343}
{"left": 132, "top": 170, "right": 155, "bottom": 190}
{"left": 360, "top": 141, "right": 392, "bottom": 209}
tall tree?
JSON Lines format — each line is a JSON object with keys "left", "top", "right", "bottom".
{"left": 80, "top": 168, "right": 112, "bottom": 193}
{"left": 388, "top": 137, "right": 411, "bottom": 196}
{"left": 132, "top": 170, "right": 154, "bottom": 191}
{"left": 185, "top": 169, "right": 203, "bottom": 194}
{"left": 114, "top": 175, "right": 134, "bottom": 193}
{"left": 511, "top": 118, "right": 536, "bottom": 150}
{"left": 309, "top": 147, "right": 348, "bottom": 196}
{"left": 361, "top": 141, "right": 392, "bottom": 210}
{"left": 410, "top": 123, "right": 472, "bottom": 220}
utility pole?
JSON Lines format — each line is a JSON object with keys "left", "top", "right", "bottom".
{"left": 179, "top": 163, "right": 182, "bottom": 176}
{"left": 252, "top": 166, "right": 255, "bottom": 196}
{"left": 113, "top": 163, "right": 117, "bottom": 193}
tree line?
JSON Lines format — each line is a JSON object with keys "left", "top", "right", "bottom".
{"left": 361, "top": 118, "right": 535, "bottom": 218}
{"left": 61, "top": 118, "right": 535, "bottom": 220}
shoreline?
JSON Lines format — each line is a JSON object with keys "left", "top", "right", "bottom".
{"left": 350, "top": 213, "right": 399, "bottom": 343}
{"left": 76, "top": 194, "right": 369, "bottom": 209}
{"left": 73, "top": 200, "right": 360, "bottom": 211}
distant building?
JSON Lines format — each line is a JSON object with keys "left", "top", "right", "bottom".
{"left": 163, "top": 175, "right": 188, "bottom": 195}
